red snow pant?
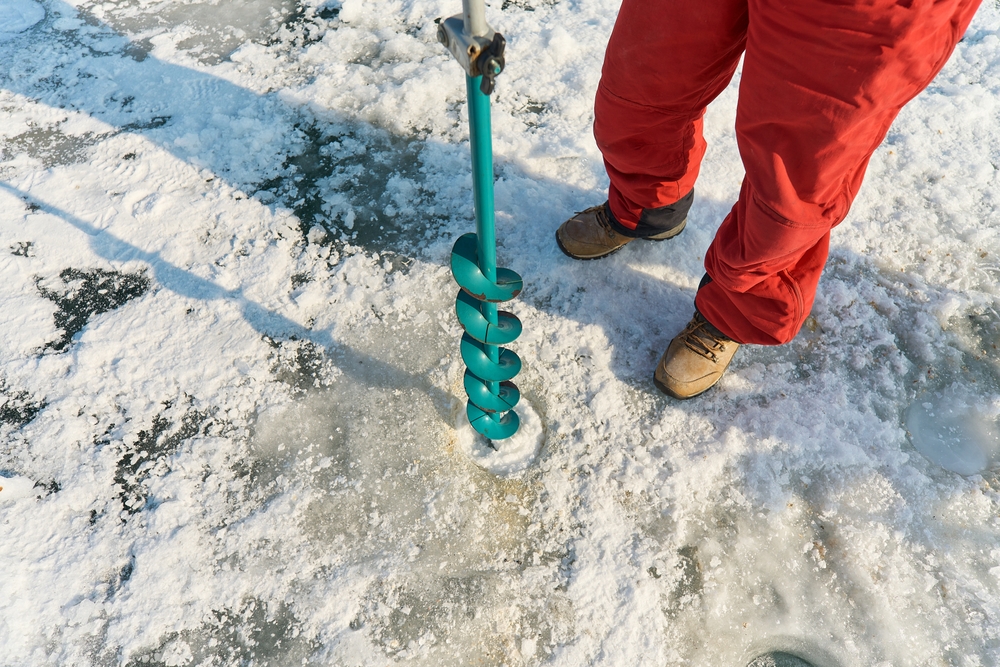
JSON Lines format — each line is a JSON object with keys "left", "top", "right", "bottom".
{"left": 595, "top": 0, "right": 981, "bottom": 345}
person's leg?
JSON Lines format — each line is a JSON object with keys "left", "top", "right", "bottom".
{"left": 595, "top": 0, "right": 749, "bottom": 231}
{"left": 696, "top": 0, "right": 982, "bottom": 346}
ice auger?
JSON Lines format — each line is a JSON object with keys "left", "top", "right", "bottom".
{"left": 438, "top": 1, "right": 523, "bottom": 440}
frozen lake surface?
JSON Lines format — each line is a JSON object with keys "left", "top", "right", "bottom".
{"left": 1, "top": 0, "right": 1000, "bottom": 666}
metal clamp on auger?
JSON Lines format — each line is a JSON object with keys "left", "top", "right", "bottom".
{"left": 439, "top": 0, "right": 524, "bottom": 441}
{"left": 437, "top": 4, "right": 506, "bottom": 95}
{"left": 475, "top": 33, "right": 505, "bottom": 95}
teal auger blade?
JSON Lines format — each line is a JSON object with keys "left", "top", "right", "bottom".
{"left": 468, "top": 402, "right": 521, "bottom": 441}
{"left": 464, "top": 371, "right": 520, "bottom": 413}
{"left": 456, "top": 290, "right": 522, "bottom": 345}
{"left": 451, "top": 233, "right": 523, "bottom": 303}
{"left": 460, "top": 333, "right": 522, "bottom": 382}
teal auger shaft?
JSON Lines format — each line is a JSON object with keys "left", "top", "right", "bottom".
{"left": 467, "top": 75, "right": 500, "bottom": 392}
{"left": 438, "top": 1, "right": 523, "bottom": 441}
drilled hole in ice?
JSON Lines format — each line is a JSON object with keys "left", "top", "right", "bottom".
{"left": 455, "top": 400, "right": 543, "bottom": 476}
{"left": 747, "top": 652, "right": 815, "bottom": 667}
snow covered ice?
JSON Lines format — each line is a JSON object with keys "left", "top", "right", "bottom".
{"left": 1, "top": 0, "right": 1000, "bottom": 666}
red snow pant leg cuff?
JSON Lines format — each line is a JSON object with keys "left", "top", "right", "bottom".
{"left": 595, "top": 85, "right": 706, "bottom": 228}
{"left": 696, "top": 181, "right": 831, "bottom": 346}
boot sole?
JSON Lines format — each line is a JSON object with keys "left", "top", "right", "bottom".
{"left": 556, "top": 218, "right": 687, "bottom": 261}
{"left": 652, "top": 372, "right": 716, "bottom": 400}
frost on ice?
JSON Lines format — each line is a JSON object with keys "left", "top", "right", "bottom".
{"left": 1, "top": 0, "right": 1000, "bottom": 666}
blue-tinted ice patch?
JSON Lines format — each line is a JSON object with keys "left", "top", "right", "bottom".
{"left": 0, "top": 0, "right": 44, "bottom": 41}
{"left": 907, "top": 383, "right": 1000, "bottom": 475}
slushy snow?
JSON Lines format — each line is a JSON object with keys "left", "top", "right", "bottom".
{"left": 1, "top": 0, "right": 1000, "bottom": 666}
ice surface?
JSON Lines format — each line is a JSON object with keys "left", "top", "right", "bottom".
{"left": 0, "top": 0, "right": 44, "bottom": 41}
{"left": 904, "top": 303, "right": 1000, "bottom": 474}
{"left": 1, "top": 0, "right": 1000, "bottom": 665}
{"left": 907, "top": 384, "right": 1000, "bottom": 475}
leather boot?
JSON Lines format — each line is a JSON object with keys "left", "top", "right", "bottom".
{"left": 556, "top": 202, "right": 686, "bottom": 260}
{"left": 654, "top": 312, "right": 740, "bottom": 399}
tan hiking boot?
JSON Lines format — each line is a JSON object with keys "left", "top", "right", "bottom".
{"left": 654, "top": 312, "right": 740, "bottom": 399}
{"left": 556, "top": 202, "right": 686, "bottom": 260}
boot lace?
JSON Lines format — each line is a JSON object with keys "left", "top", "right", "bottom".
{"left": 578, "top": 204, "right": 616, "bottom": 238}
{"left": 680, "top": 314, "right": 732, "bottom": 363}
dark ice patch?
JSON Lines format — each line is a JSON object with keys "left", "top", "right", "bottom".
{"left": 10, "top": 241, "right": 34, "bottom": 257}
{"left": 0, "top": 126, "right": 104, "bottom": 167}
{"left": 121, "top": 116, "right": 171, "bottom": 132}
{"left": 36, "top": 267, "right": 150, "bottom": 352}
{"left": 114, "top": 409, "right": 210, "bottom": 515}
{"left": 268, "top": 0, "right": 339, "bottom": 49}
{"left": 663, "top": 545, "right": 704, "bottom": 618}
{"left": 0, "top": 379, "right": 45, "bottom": 432}
{"left": 501, "top": 0, "right": 560, "bottom": 11}
{"left": 127, "top": 598, "right": 316, "bottom": 667}
{"left": 252, "top": 120, "right": 443, "bottom": 257}
{"left": 317, "top": 4, "right": 341, "bottom": 20}
{"left": 264, "top": 336, "right": 336, "bottom": 393}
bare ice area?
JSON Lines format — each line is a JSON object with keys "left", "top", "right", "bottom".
{"left": 907, "top": 384, "right": 1000, "bottom": 475}
{"left": 1, "top": 0, "right": 1000, "bottom": 666}
{"left": 0, "top": 0, "right": 44, "bottom": 41}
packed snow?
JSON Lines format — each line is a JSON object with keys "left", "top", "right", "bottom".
{"left": 1, "top": 0, "right": 1000, "bottom": 666}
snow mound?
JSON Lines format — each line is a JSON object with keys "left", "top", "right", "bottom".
{"left": 456, "top": 400, "right": 544, "bottom": 476}
{"left": 0, "top": 475, "right": 36, "bottom": 503}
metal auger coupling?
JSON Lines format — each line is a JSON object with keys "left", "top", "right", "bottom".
{"left": 440, "top": 0, "right": 524, "bottom": 441}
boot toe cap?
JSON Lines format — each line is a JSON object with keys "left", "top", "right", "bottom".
{"left": 653, "top": 338, "right": 737, "bottom": 399}
{"left": 556, "top": 221, "right": 624, "bottom": 259}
